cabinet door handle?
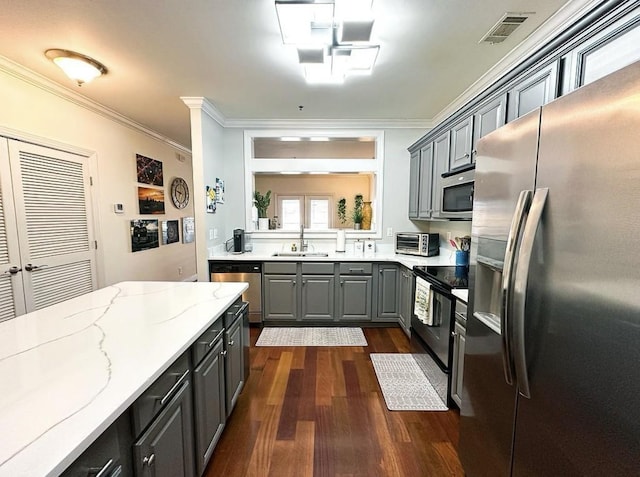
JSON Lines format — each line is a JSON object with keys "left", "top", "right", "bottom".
{"left": 292, "top": 280, "right": 296, "bottom": 286}
{"left": 90, "top": 459, "right": 114, "bottom": 477}
{"left": 463, "top": 153, "right": 470, "bottom": 159}
{"left": 158, "top": 369, "right": 189, "bottom": 406}
{"left": 349, "top": 268, "right": 364, "bottom": 273}
{"left": 142, "top": 454, "right": 155, "bottom": 467}
{"left": 221, "top": 349, "right": 228, "bottom": 357}
{"left": 340, "top": 280, "right": 345, "bottom": 286}
{"left": 228, "top": 339, "right": 235, "bottom": 346}
{"left": 207, "top": 329, "right": 224, "bottom": 348}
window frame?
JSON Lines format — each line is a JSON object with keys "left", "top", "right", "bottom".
{"left": 244, "top": 129, "right": 384, "bottom": 239}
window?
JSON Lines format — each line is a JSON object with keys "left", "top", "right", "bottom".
{"left": 245, "top": 129, "right": 384, "bottom": 237}
{"left": 277, "top": 195, "right": 332, "bottom": 229}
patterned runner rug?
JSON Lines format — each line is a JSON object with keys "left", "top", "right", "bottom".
{"left": 370, "top": 353, "right": 448, "bottom": 411}
{"left": 256, "top": 327, "right": 368, "bottom": 347}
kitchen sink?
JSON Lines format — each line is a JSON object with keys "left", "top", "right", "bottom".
{"left": 271, "top": 252, "right": 329, "bottom": 257}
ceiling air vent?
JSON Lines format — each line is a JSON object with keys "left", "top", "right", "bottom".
{"left": 480, "top": 12, "right": 533, "bottom": 44}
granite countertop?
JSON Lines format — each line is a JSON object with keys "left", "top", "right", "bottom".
{"left": 0, "top": 281, "right": 247, "bottom": 477}
{"left": 209, "top": 249, "right": 458, "bottom": 269}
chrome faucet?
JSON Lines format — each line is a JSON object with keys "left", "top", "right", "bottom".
{"left": 300, "top": 224, "right": 307, "bottom": 252}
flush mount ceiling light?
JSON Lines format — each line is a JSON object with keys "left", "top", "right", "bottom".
{"left": 45, "top": 49, "right": 108, "bottom": 86}
{"left": 275, "top": 0, "right": 379, "bottom": 84}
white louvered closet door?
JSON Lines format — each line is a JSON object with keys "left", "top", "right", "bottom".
{"left": 6, "top": 139, "right": 97, "bottom": 314}
{"left": 0, "top": 140, "right": 26, "bottom": 321}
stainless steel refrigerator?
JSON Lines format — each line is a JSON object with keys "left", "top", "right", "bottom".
{"left": 459, "top": 61, "right": 640, "bottom": 476}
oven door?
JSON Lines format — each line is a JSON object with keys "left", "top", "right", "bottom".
{"left": 411, "top": 283, "right": 454, "bottom": 371}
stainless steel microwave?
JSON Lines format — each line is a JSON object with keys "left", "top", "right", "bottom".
{"left": 440, "top": 165, "right": 475, "bottom": 219}
{"left": 395, "top": 232, "right": 440, "bottom": 257}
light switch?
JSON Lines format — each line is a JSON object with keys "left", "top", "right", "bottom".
{"left": 386, "top": 227, "right": 393, "bottom": 237}
{"left": 209, "top": 229, "right": 214, "bottom": 240}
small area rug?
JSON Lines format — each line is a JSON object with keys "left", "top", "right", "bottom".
{"left": 256, "top": 327, "right": 368, "bottom": 347}
{"left": 370, "top": 353, "right": 448, "bottom": 411}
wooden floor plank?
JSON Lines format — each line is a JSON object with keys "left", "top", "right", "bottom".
{"left": 205, "top": 327, "right": 463, "bottom": 477}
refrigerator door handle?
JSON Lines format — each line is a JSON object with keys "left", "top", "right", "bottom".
{"left": 501, "top": 189, "right": 532, "bottom": 385}
{"left": 512, "top": 187, "right": 548, "bottom": 399}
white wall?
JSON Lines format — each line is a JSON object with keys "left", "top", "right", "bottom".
{"left": 212, "top": 127, "right": 429, "bottom": 245}
{"left": 0, "top": 66, "right": 196, "bottom": 286}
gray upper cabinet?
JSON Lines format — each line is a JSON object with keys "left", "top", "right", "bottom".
{"left": 417, "top": 143, "right": 434, "bottom": 218}
{"left": 506, "top": 61, "right": 559, "bottom": 122}
{"left": 408, "top": 150, "right": 420, "bottom": 219}
{"left": 449, "top": 116, "right": 474, "bottom": 170}
{"left": 375, "top": 264, "right": 400, "bottom": 320}
{"left": 431, "top": 131, "right": 450, "bottom": 219}
{"left": 301, "top": 274, "right": 335, "bottom": 320}
{"left": 567, "top": 9, "right": 640, "bottom": 91}
{"left": 472, "top": 93, "right": 507, "bottom": 153}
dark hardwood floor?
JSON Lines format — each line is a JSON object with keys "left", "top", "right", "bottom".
{"left": 204, "top": 326, "right": 464, "bottom": 477}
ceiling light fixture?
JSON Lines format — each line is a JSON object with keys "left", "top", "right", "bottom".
{"left": 275, "top": 0, "right": 379, "bottom": 84}
{"left": 45, "top": 49, "right": 108, "bottom": 86}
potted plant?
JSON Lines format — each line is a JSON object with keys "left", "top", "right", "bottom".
{"left": 352, "top": 193, "right": 363, "bottom": 229}
{"left": 337, "top": 197, "right": 347, "bottom": 225}
{"left": 253, "top": 190, "right": 271, "bottom": 230}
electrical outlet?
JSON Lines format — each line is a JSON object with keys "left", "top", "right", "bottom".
{"left": 178, "top": 266, "right": 183, "bottom": 275}
{"left": 447, "top": 231, "right": 452, "bottom": 241}
{"left": 209, "top": 229, "right": 214, "bottom": 240}
{"left": 213, "top": 228, "right": 219, "bottom": 239}
{"left": 386, "top": 227, "right": 393, "bottom": 237}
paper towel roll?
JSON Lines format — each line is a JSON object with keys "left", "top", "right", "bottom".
{"left": 336, "top": 230, "right": 346, "bottom": 252}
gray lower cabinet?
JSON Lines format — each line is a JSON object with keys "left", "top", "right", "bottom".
{"left": 301, "top": 274, "right": 335, "bottom": 320}
{"left": 451, "top": 301, "right": 467, "bottom": 408}
{"left": 375, "top": 263, "right": 399, "bottom": 320}
{"left": 264, "top": 273, "right": 298, "bottom": 321}
{"left": 337, "top": 276, "right": 372, "bottom": 321}
{"left": 398, "top": 267, "right": 413, "bottom": 336}
{"left": 224, "top": 314, "right": 244, "bottom": 415}
{"left": 133, "top": 375, "right": 195, "bottom": 477}
{"left": 192, "top": 332, "right": 225, "bottom": 476}
{"left": 61, "top": 414, "right": 132, "bottom": 476}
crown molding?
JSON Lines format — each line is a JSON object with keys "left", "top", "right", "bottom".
{"left": 432, "top": 0, "right": 603, "bottom": 125}
{"left": 180, "top": 96, "right": 226, "bottom": 126}
{"left": 0, "top": 54, "right": 191, "bottom": 154}
{"left": 223, "top": 117, "right": 434, "bottom": 129}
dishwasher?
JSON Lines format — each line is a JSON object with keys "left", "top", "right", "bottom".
{"left": 209, "top": 261, "right": 262, "bottom": 323}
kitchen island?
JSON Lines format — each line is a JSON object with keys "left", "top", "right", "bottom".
{"left": 0, "top": 281, "right": 247, "bottom": 477}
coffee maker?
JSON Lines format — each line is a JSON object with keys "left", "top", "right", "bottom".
{"left": 233, "top": 229, "right": 245, "bottom": 253}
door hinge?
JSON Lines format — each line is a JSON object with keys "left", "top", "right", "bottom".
{"left": 94, "top": 240, "right": 98, "bottom": 250}
{"left": 90, "top": 176, "right": 93, "bottom": 186}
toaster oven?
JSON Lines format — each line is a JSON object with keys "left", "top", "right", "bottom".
{"left": 395, "top": 232, "right": 440, "bottom": 257}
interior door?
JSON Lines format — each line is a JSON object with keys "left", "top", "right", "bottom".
{"left": 1, "top": 138, "right": 97, "bottom": 317}
{"left": 0, "top": 140, "right": 25, "bottom": 321}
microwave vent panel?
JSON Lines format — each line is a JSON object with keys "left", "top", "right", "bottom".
{"left": 480, "top": 12, "right": 532, "bottom": 44}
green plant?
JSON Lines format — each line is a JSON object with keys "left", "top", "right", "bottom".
{"left": 352, "top": 194, "right": 364, "bottom": 224}
{"left": 337, "top": 197, "right": 347, "bottom": 224}
{"left": 253, "top": 190, "right": 271, "bottom": 218}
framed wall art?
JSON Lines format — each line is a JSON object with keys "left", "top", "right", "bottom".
{"left": 206, "top": 185, "right": 216, "bottom": 213}
{"left": 130, "top": 219, "right": 159, "bottom": 252}
{"left": 136, "top": 153, "right": 163, "bottom": 186}
{"left": 138, "top": 186, "right": 165, "bottom": 214}
{"left": 162, "top": 220, "right": 180, "bottom": 245}
{"left": 182, "top": 217, "right": 195, "bottom": 243}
